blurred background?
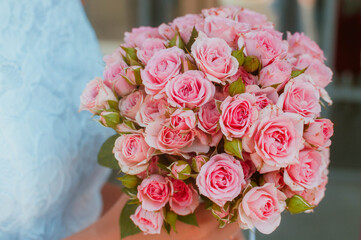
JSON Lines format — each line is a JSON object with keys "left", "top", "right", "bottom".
{"left": 84, "top": 0, "right": 361, "bottom": 239}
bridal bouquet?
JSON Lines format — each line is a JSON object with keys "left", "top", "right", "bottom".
{"left": 80, "top": 6, "right": 333, "bottom": 238}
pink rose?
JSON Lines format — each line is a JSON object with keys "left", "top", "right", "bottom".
{"left": 191, "top": 32, "right": 239, "bottom": 83}
{"left": 234, "top": 8, "right": 273, "bottom": 29}
{"left": 116, "top": 122, "right": 139, "bottom": 134}
{"left": 298, "top": 169, "right": 328, "bottom": 206}
{"left": 79, "top": 77, "right": 117, "bottom": 113}
{"left": 130, "top": 206, "right": 163, "bottom": 234}
{"left": 142, "top": 47, "right": 185, "bottom": 97}
{"left": 198, "top": 100, "right": 221, "bottom": 134}
{"left": 277, "top": 75, "right": 321, "bottom": 123}
{"left": 238, "top": 183, "right": 286, "bottom": 234}
{"left": 230, "top": 67, "right": 258, "bottom": 86}
{"left": 191, "top": 155, "right": 209, "bottom": 173}
{"left": 196, "top": 153, "right": 246, "bottom": 207}
{"left": 145, "top": 120, "right": 209, "bottom": 156}
{"left": 137, "top": 174, "right": 170, "bottom": 211}
{"left": 202, "top": 7, "right": 237, "bottom": 18}
{"left": 166, "top": 70, "right": 215, "bottom": 109}
{"left": 137, "top": 38, "right": 166, "bottom": 64}
{"left": 242, "top": 106, "right": 304, "bottom": 173}
{"left": 259, "top": 60, "right": 292, "bottom": 87}
{"left": 124, "top": 26, "right": 162, "bottom": 48}
{"left": 284, "top": 148, "right": 326, "bottom": 191}
{"left": 304, "top": 118, "right": 334, "bottom": 148}
{"left": 246, "top": 85, "right": 279, "bottom": 109}
{"left": 137, "top": 156, "right": 160, "bottom": 179}
{"left": 171, "top": 14, "right": 204, "bottom": 42}
{"left": 102, "top": 50, "right": 136, "bottom": 97}
{"left": 170, "top": 179, "right": 199, "bottom": 216}
{"left": 287, "top": 32, "right": 325, "bottom": 61}
{"left": 220, "top": 93, "right": 258, "bottom": 139}
{"left": 263, "top": 171, "right": 285, "bottom": 189}
{"left": 292, "top": 54, "right": 332, "bottom": 88}
{"left": 119, "top": 90, "right": 144, "bottom": 120}
{"left": 113, "top": 134, "right": 154, "bottom": 175}
{"left": 204, "top": 16, "right": 249, "bottom": 47}
{"left": 170, "top": 109, "right": 196, "bottom": 133}
{"left": 135, "top": 95, "right": 168, "bottom": 127}
{"left": 158, "top": 23, "right": 175, "bottom": 40}
{"left": 241, "top": 30, "right": 288, "bottom": 66}
{"left": 240, "top": 155, "right": 256, "bottom": 181}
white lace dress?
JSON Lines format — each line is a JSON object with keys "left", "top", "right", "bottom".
{"left": 0, "top": 0, "right": 111, "bottom": 239}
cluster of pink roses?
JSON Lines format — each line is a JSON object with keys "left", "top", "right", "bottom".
{"left": 80, "top": 6, "right": 333, "bottom": 236}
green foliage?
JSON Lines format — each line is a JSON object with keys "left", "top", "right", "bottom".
{"left": 177, "top": 213, "right": 199, "bottom": 227}
{"left": 291, "top": 67, "right": 308, "bottom": 78}
{"left": 232, "top": 46, "right": 245, "bottom": 66}
{"left": 97, "top": 134, "right": 120, "bottom": 170}
{"left": 165, "top": 211, "right": 178, "bottom": 232}
{"left": 228, "top": 77, "right": 245, "bottom": 96}
{"left": 119, "top": 201, "right": 141, "bottom": 239}
{"left": 169, "top": 31, "right": 185, "bottom": 49}
{"left": 224, "top": 138, "right": 243, "bottom": 160}
{"left": 186, "top": 27, "right": 199, "bottom": 50}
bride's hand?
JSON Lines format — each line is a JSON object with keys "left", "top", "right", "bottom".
{"left": 65, "top": 188, "right": 244, "bottom": 240}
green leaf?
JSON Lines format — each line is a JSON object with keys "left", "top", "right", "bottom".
{"left": 117, "top": 175, "right": 140, "bottom": 189}
{"left": 228, "top": 77, "right": 245, "bottom": 96}
{"left": 224, "top": 138, "right": 243, "bottom": 160}
{"left": 157, "top": 162, "right": 171, "bottom": 172}
{"left": 165, "top": 211, "right": 178, "bottom": 232}
{"left": 121, "top": 47, "right": 138, "bottom": 62}
{"left": 164, "top": 222, "right": 171, "bottom": 234}
{"left": 121, "top": 187, "right": 138, "bottom": 198}
{"left": 122, "top": 76, "right": 135, "bottom": 86}
{"left": 232, "top": 46, "right": 245, "bottom": 66}
{"left": 133, "top": 67, "right": 142, "bottom": 85}
{"left": 127, "top": 198, "right": 141, "bottom": 205}
{"left": 97, "top": 134, "right": 120, "bottom": 170}
{"left": 169, "top": 31, "right": 185, "bottom": 49}
{"left": 108, "top": 100, "right": 119, "bottom": 110}
{"left": 120, "top": 201, "right": 141, "bottom": 239}
{"left": 291, "top": 67, "right": 308, "bottom": 78}
{"left": 186, "top": 26, "right": 199, "bottom": 50}
{"left": 286, "top": 194, "right": 314, "bottom": 214}
{"left": 177, "top": 213, "right": 199, "bottom": 227}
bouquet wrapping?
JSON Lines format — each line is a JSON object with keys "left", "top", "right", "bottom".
{"left": 80, "top": 6, "right": 334, "bottom": 238}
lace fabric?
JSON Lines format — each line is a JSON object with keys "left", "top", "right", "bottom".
{"left": 0, "top": 1, "right": 111, "bottom": 239}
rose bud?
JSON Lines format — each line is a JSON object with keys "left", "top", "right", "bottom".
{"left": 124, "top": 65, "right": 142, "bottom": 85}
{"left": 100, "top": 111, "right": 121, "bottom": 128}
{"left": 243, "top": 55, "right": 260, "bottom": 73}
{"left": 117, "top": 174, "right": 140, "bottom": 189}
{"left": 211, "top": 202, "right": 231, "bottom": 225}
{"left": 191, "top": 155, "right": 209, "bottom": 173}
{"left": 169, "top": 160, "right": 191, "bottom": 180}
